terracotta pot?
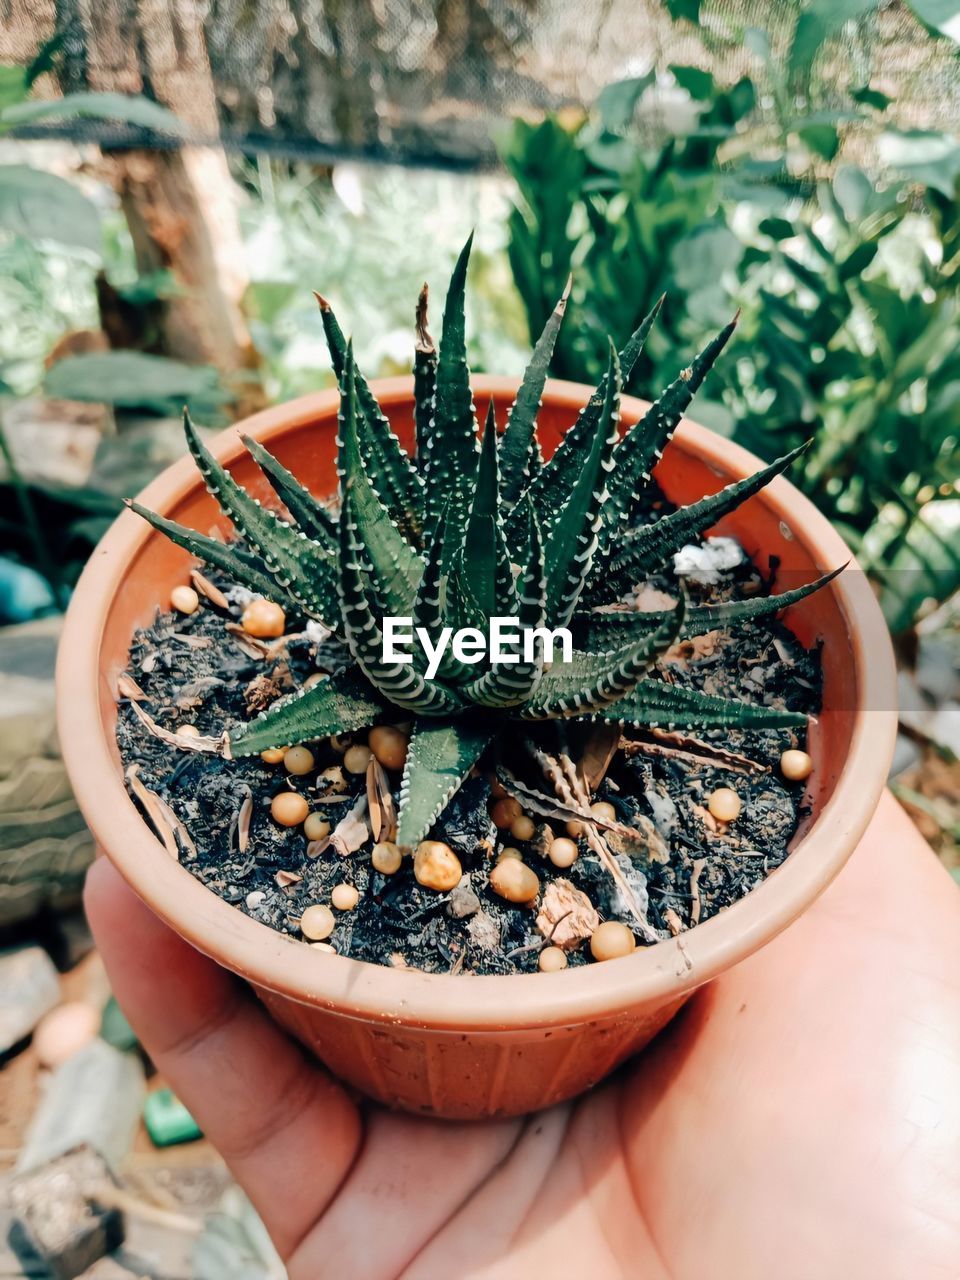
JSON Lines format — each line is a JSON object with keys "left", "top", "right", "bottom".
{"left": 57, "top": 378, "right": 896, "bottom": 1119}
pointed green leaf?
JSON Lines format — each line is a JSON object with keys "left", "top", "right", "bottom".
{"left": 126, "top": 501, "right": 291, "bottom": 607}
{"left": 598, "top": 317, "right": 737, "bottom": 553}
{"left": 576, "top": 566, "right": 844, "bottom": 647}
{"left": 421, "top": 234, "right": 479, "bottom": 532}
{"left": 463, "top": 503, "right": 547, "bottom": 707}
{"left": 337, "top": 347, "right": 423, "bottom": 615}
{"left": 543, "top": 344, "right": 622, "bottom": 625}
{"left": 593, "top": 678, "right": 808, "bottom": 731}
{"left": 590, "top": 441, "right": 810, "bottom": 602}
{"left": 229, "top": 667, "right": 386, "bottom": 756}
{"left": 505, "top": 296, "right": 662, "bottom": 545}
{"left": 181, "top": 411, "right": 339, "bottom": 622}
{"left": 338, "top": 489, "right": 462, "bottom": 715}
{"left": 411, "top": 504, "right": 474, "bottom": 685}
{"left": 317, "top": 294, "right": 424, "bottom": 541}
{"left": 413, "top": 282, "right": 437, "bottom": 471}
{"left": 241, "top": 434, "right": 337, "bottom": 547}
{"left": 500, "top": 279, "right": 570, "bottom": 504}
{"left": 519, "top": 602, "right": 683, "bottom": 719}
{"left": 396, "top": 717, "right": 494, "bottom": 847}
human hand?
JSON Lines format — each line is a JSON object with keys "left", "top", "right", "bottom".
{"left": 84, "top": 792, "right": 960, "bottom": 1279}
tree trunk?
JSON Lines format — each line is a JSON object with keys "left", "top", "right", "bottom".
{"left": 56, "top": 0, "right": 265, "bottom": 414}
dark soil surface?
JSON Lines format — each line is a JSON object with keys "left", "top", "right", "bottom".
{"left": 116, "top": 540, "right": 821, "bottom": 976}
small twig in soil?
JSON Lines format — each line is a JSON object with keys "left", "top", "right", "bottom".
{"left": 190, "top": 568, "right": 231, "bottom": 610}
{"left": 125, "top": 764, "right": 180, "bottom": 861}
{"left": 117, "top": 671, "right": 148, "bottom": 703}
{"left": 237, "top": 786, "right": 253, "bottom": 854}
{"left": 528, "top": 745, "right": 659, "bottom": 943}
{"left": 128, "top": 698, "right": 228, "bottom": 757}
{"left": 689, "top": 858, "right": 707, "bottom": 926}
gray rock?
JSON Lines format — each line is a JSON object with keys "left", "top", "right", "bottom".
{"left": 9, "top": 1145, "right": 124, "bottom": 1280}
{"left": 445, "top": 876, "right": 480, "bottom": 920}
{"left": 644, "top": 784, "right": 679, "bottom": 840}
{"left": 0, "top": 945, "right": 60, "bottom": 1053}
{"left": 17, "top": 1039, "right": 145, "bottom": 1175}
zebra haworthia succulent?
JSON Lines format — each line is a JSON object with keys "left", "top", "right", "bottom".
{"left": 131, "top": 235, "right": 837, "bottom": 848}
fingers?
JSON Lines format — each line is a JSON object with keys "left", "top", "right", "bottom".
{"left": 621, "top": 792, "right": 960, "bottom": 1278}
{"left": 83, "top": 858, "right": 362, "bottom": 1260}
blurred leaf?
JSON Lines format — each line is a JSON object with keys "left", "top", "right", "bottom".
{"left": 596, "top": 73, "right": 655, "bottom": 132}
{"left": 3, "top": 91, "right": 186, "bottom": 134}
{"left": 789, "top": 0, "right": 878, "bottom": 82}
{"left": 0, "top": 164, "right": 100, "bottom": 250}
{"left": 850, "top": 84, "right": 893, "bottom": 111}
{"left": 0, "top": 66, "right": 28, "bottom": 114}
{"left": 796, "top": 122, "right": 840, "bottom": 161}
{"left": 670, "top": 65, "right": 714, "bottom": 100}
{"left": 44, "top": 351, "right": 228, "bottom": 417}
{"left": 878, "top": 129, "right": 960, "bottom": 196}
{"left": 665, "top": 0, "right": 700, "bottom": 21}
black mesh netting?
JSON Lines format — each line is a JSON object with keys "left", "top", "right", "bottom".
{"left": 2, "top": 1, "right": 960, "bottom": 168}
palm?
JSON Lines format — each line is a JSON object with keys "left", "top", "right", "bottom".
{"left": 85, "top": 793, "right": 960, "bottom": 1279}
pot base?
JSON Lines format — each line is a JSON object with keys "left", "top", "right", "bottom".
{"left": 256, "top": 984, "right": 690, "bottom": 1118}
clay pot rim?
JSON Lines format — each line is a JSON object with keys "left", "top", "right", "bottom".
{"left": 58, "top": 376, "right": 896, "bottom": 1031}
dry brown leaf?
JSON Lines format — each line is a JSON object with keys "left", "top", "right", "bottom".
{"left": 664, "top": 907, "right": 685, "bottom": 936}
{"left": 171, "top": 632, "right": 212, "bottom": 649}
{"left": 275, "top": 869, "right": 303, "bottom": 888}
{"left": 663, "top": 630, "right": 723, "bottom": 666}
{"left": 366, "top": 756, "right": 397, "bottom": 843}
{"left": 129, "top": 699, "right": 227, "bottom": 756}
{"left": 244, "top": 663, "right": 294, "bottom": 714}
{"left": 580, "top": 722, "right": 621, "bottom": 793}
{"left": 330, "top": 796, "right": 370, "bottom": 855}
{"left": 535, "top": 879, "right": 600, "bottom": 951}
{"left": 117, "top": 672, "right": 147, "bottom": 703}
{"left": 689, "top": 857, "right": 707, "bottom": 926}
{"left": 190, "top": 568, "right": 230, "bottom": 610}
{"left": 237, "top": 786, "right": 253, "bottom": 855}
{"left": 125, "top": 764, "right": 179, "bottom": 861}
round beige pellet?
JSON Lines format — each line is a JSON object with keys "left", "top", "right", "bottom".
{"left": 260, "top": 747, "right": 286, "bottom": 764}
{"left": 33, "top": 1002, "right": 100, "bottom": 1069}
{"left": 497, "top": 845, "right": 523, "bottom": 862}
{"left": 548, "top": 836, "right": 579, "bottom": 868}
{"left": 538, "top": 946, "right": 568, "bottom": 973}
{"left": 170, "top": 584, "right": 199, "bottom": 615}
{"left": 371, "top": 842, "right": 403, "bottom": 875}
{"left": 414, "top": 841, "right": 462, "bottom": 892}
{"left": 707, "top": 787, "right": 742, "bottom": 823}
{"left": 780, "top": 749, "right": 813, "bottom": 782}
{"left": 368, "top": 725, "right": 409, "bottom": 771}
{"left": 284, "top": 745, "right": 315, "bottom": 776}
{"left": 241, "top": 598, "right": 285, "bottom": 638}
{"left": 510, "top": 814, "right": 535, "bottom": 841}
{"left": 329, "top": 733, "right": 352, "bottom": 754}
{"left": 565, "top": 819, "right": 585, "bottom": 838}
{"left": 490, "top": 796, "right": 522, "bottom": 829}
{"left": 489, "top": 859, "right": 540, "bottom": 904}
{"left": 300, "top": 903, "right": 335, "bottom": 940}
{"left": 590, "top": 801, "right": 616, "bottom": 822}
{"left": 590, "top": 921, "right": 636, "bottom": 962}
{"left": 303, "top": 672, "right": 324, "bottom": 689}
{"left": 176, "top": 723, "right": 200, "bottom": 739}
{"left": 331, "top": 883, "right": 360, "bottom": 911}
{"left": 271, "top": 791, "right": 309, "bottom": 827}
{"left": 303, "top": 813, "right": 330, "bottom": 842}
{"left": 343, "top": 744, "right": 372, "bottom": 775}
{"left": 310, "top": 941, "right": 336, "bottom": 953}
